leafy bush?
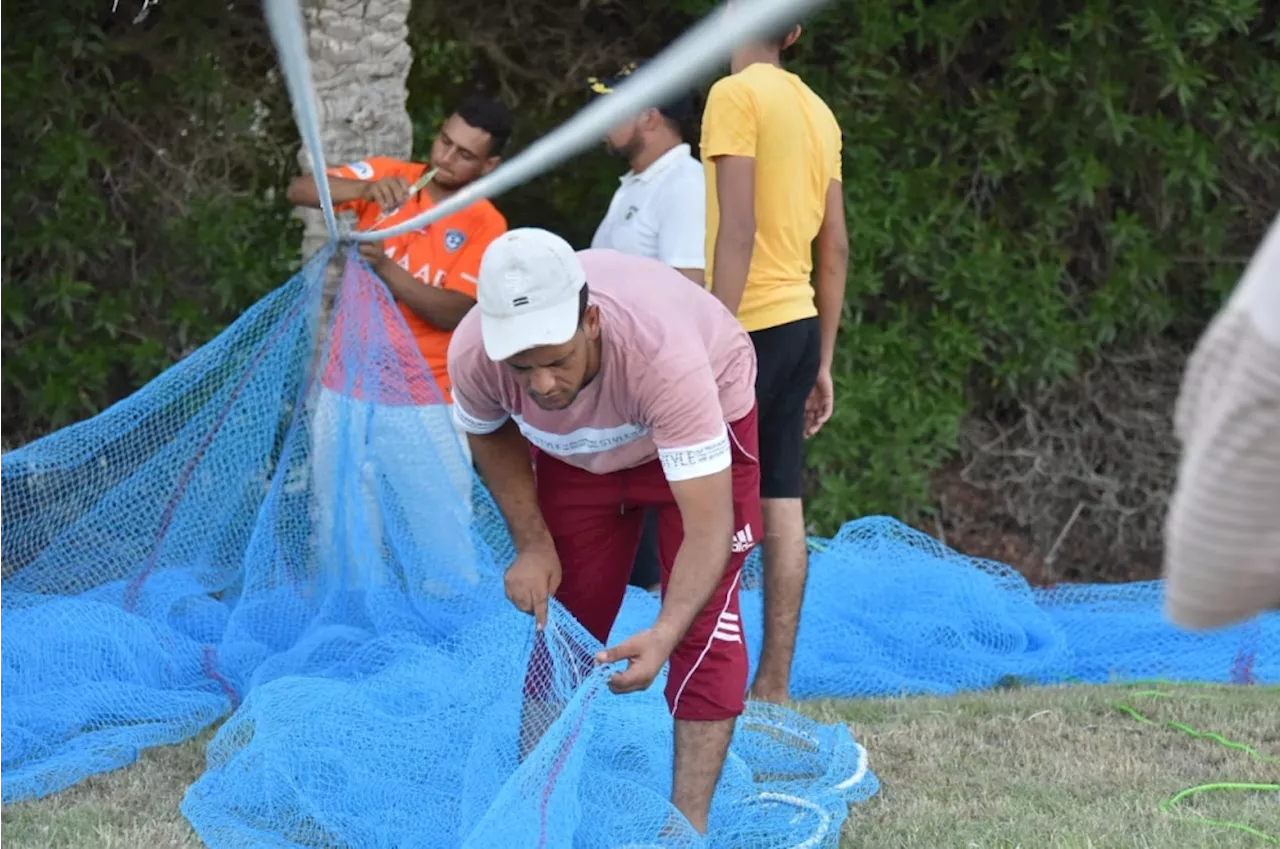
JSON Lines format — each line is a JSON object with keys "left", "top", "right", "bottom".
{"left": 1, "top": 0, "right": 301, "bottom": 444}
{"left": 791, "top": 0, "right": 1277, "bottom": 534}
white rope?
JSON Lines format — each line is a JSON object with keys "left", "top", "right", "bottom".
{"left": 740, "top": 715, "right": 872, "bottom": 793}
{"left": 263, "top": 0, "right": 341, "bottom": 242}
{"left": 833, "top": 743, "right": 869, "bottom": 791}
{"left": 754, "top": 791, "right": 834, "bottom": 849}
{"left": 350, "top": 0, "right": 833, "bottom": 241}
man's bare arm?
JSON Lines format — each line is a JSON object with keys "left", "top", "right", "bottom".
{"left": 373, "top": 256, "right": 476, "bottom": 331}
{"left": 709, "top": 155, "right": 756, "bottom": 317}
{"left": 652, "top": 467, "right": 735, "bottom": 645}
{"left": 675, "top": 268, "right": 706, "bottom": 286}
{"left": 813, "top": 179, "right": 849, "bottom": 369}
{"left": 467, "top": 420, "right": 555, "bottom": 555}
{"left": 285, "top": 174, "right": 371, "bottom": 208}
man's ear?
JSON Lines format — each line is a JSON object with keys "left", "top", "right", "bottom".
{"left": 783, "top": 25, "right": 802, "bottom": 51}
{"left": 583, "top": 304, "right": 602, "bottom": 339}
{"left": 482, "top": 156, "right": 501, "bottom": 176}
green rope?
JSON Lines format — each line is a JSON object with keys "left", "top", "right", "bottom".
{"left": 1115, "top": 686, "right": 1279, "bottom": 844}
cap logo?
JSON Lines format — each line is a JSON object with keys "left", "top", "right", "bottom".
{"left": 512, "top": 296, "right": 530, "bottom": 307}
{"left": 588, "top": 62, "right": 638, "bottom": 95}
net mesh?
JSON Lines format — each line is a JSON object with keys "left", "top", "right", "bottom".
{"left": 2, "top": 250, "right": 1274, "bottom": 847}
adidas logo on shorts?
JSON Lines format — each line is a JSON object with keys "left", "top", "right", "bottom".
{"left": 731, "top": 524, "right": 755, "bottom": 553}
{"left": 712, "top": 611, "right": 742, "bottom": 643}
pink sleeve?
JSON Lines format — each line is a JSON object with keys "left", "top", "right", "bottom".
{"left": 447, "top": 321, "right": 511, "bottom": 434}
{"left": 638, "top": 358, "right": 732, "bottom": 482}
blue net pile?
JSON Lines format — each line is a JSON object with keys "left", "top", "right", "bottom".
{"left": 2, "top": 249, "right": 1275, "bottom": 847}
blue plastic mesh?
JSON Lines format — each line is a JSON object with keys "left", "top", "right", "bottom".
{"left": 2, "top": 248, "right": 1275, "bottom": 847}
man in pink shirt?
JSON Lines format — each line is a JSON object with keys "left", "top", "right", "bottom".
{"left": 447, "top": 228, "right": 761, "bottom": 835}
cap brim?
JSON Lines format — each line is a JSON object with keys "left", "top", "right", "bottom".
{"left": 480, "top": 298, "right": 581, "bottom": 362}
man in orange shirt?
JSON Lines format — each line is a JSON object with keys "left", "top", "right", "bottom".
{"left": 287, "top": 95, "right": 512, "bottom": 592}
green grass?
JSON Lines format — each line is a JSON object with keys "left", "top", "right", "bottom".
{"left": 2, "top": 684, "right": 1277, "bottom": 848}
{"left": 822, "top": 683, "right": 1280, "bottom": 848}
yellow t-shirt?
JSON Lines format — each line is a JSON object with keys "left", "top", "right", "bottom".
{"left": 701, "top": 63, "right": 842, "bottom": 333}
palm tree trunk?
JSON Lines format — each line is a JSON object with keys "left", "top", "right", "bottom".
{"left": 298, "top": 0, "right": 414, "bottom": 307}
{"left": 295, "top": 0, "right": 415, "bottom": 582}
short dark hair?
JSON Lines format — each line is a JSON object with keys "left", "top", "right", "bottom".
{"left": 659, "top": 113, "right": 685, "bottom": 140}
{"left": 577, "top": 283, "right": 590, "bottom": 324}
{"left": 454, "top": 94, "right": 513, "bottom": 156}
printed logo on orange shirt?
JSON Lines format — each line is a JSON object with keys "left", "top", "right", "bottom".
{"left": 383, "top": 245, "right": 450, "bottom": 289}
{"left": 347, "top": 160, "right": 375, "bottom": 180}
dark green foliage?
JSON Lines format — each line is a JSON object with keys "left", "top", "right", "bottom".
{"left": 789, "top": 0, "right": 1277, "bottom": 531}
{"left": 1, "top": 0, "right": 302, "bottom": 444}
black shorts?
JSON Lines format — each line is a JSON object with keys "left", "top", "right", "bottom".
{"left": 628, "top": 507, "right": 661, "bottom": 589}
{"left": 750, "top": 317, "right": 820, "bottom": 499}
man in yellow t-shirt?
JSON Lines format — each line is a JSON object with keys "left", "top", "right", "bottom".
{"left": 701, "top": 16, "right": 848, "bottom": 704}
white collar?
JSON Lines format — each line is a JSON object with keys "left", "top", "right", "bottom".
{"left": 621, "top": 143, "right": 693, "bottom": 185}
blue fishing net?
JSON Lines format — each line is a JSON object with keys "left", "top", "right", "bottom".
{"left": 3, "top": 248, "right": 1272, "bottom": 846}
{"left": 0, "top": 251, "right": 872, "bottom": 847}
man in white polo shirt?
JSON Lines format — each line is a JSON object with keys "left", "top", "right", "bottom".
{"left": 588, "top": 63, "right": 708, "bottom": 592}
{"left": 589, "top": 62, "right": 707, "bottom": 286}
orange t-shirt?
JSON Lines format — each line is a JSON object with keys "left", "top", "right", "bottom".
{"left": 320, "top": 156, "right": 507, "bottom": 404}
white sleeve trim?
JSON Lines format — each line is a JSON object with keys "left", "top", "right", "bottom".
{"left": 346, "top": 160, "right": 375, "bottom": 180}
{"left": 452, "top": 399, "right": 509, "bottom": 435}
{"left": 665, "top": 258, "right": 707, "bottom": 271}
{"left": 658, "top": 426, "right": 732, "bottom": 482}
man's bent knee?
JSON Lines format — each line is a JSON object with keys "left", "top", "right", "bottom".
{"left": 665, "top": 616, "right": 749, "bottom": 722}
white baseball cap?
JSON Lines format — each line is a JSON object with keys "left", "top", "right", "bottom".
{"left": 476, "top": 228, "right": 587, "bottom": 362}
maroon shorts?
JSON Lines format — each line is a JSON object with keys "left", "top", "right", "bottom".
{"left": 524, "top": 406, "right": 762, "bottom": 722}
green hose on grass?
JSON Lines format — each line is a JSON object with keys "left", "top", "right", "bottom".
{"left": 1115, "top": 684, "right": 1279, "bottom": 844}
